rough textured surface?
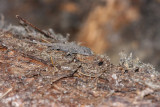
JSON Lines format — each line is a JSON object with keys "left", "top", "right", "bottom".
{"left": 0, "top": 23, "right": 160, "bottom": 107}
{"left": 1, "top": 0, "right": 160, "bottom": 71}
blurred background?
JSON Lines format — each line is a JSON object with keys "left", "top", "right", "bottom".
{"left": 0, "top": 0, "right": 160, "bottom": 70}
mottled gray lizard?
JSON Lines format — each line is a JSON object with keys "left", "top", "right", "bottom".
{"left": 33, "top": 41, "right": 93, "bottom": 56}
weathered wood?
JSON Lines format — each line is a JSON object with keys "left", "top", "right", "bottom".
{"left": 0, "top": 22, "right": 160, "bottom": 107}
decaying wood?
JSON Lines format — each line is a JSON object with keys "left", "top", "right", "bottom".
{"left": 0, "top": 19, "right": 160, "bottom": 107}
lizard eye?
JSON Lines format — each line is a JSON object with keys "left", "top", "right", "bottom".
{"left": 98, "top": 61, "right": 103, "bottom": 66}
